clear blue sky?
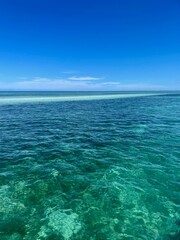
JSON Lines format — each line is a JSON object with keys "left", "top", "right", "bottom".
{"left": 0, "top": 0, "right": 180, "bottom": 90}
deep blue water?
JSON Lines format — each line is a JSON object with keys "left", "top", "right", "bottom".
{"left": 0, "top": 92, "right": 179, "bottom": 240}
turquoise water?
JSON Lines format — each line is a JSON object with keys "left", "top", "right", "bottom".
{"left": 0, "top": 91, "right": 167, "bottom": 104}
{"left": 0, "top": 92, "right": 179, "bottom": 240}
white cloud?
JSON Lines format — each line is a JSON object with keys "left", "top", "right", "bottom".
{"left": 62, "top": 71, "right": 80, "bottom": 74}
{"left": 0, "top": 77, "right": 96, "bottom": 91}
{"left": 0, "top": 77, "right": 175, "bottom": 91}
{"left": 68, "top": 76, "right": 101, "bottom": 81}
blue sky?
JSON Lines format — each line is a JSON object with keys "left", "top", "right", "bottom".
{"left": 0, "top": 0, "right": 180, "bottom": 90}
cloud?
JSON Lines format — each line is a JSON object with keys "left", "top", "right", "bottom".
{"left": 68, "top": 76, "right": 101, "bottom": 81}
{"left": 62, "top": 71, "right": 80, "bottom": 74}
{"left": 0, "top": 77, "right": 96, "bottom": 91}
{"left": 0, "top": 77, "right": 176, "bottom": 91}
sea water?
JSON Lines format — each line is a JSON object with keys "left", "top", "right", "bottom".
{"left": 0, "top": 92, "right": 179, "bottom": 239}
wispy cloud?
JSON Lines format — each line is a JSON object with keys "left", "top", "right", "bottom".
{"left": 62, "top": 71, "right": 80, "bottom": 74}
{"left": 0, "top": 77, "right": 96, "bottom": 91}
{"left": 0, "top": 76, "right": 173, "bottom": 91}
{"left": 68, "top": 76, "right": 102, "bottom": 81}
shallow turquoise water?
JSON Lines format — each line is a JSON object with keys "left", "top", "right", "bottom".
{"left": 0, "top": 92, "right": 180, "bottom": 239}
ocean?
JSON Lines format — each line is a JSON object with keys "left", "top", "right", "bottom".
{"left": 0, "top": 91, "right": 179, "bottom": 239}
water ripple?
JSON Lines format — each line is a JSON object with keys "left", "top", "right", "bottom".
{"left": 0, "top": 93, "right": 180, "bottom": 239}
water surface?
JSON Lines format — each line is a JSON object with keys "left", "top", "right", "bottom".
{"left": 0, "top": 92, "right": 179, "bottom": 239}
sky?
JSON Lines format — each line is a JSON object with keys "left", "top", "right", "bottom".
{"left": 0, "top": 0, "right": 180, "bottom": 91}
